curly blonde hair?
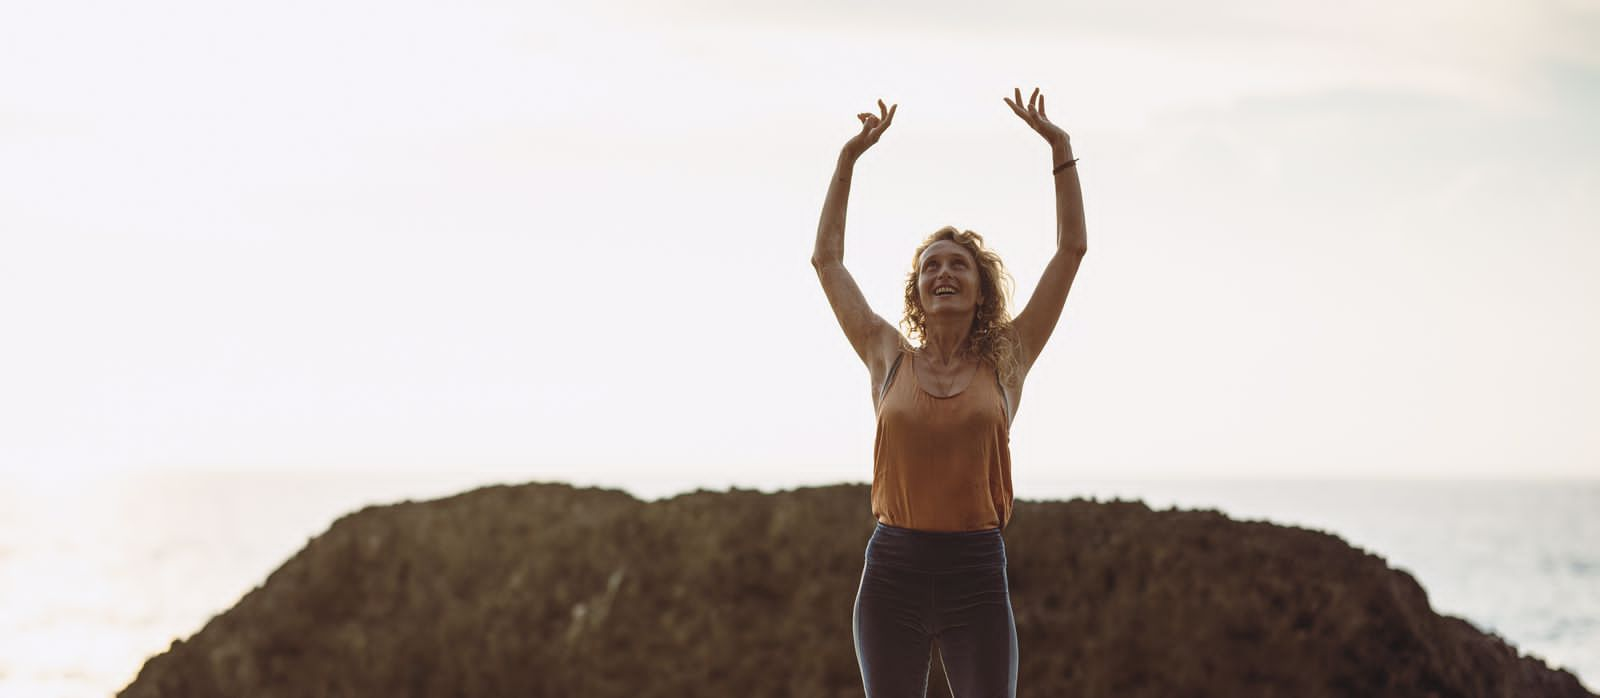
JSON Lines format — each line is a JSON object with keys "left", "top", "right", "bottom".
{"left": 899, "top": 226, "right": 1022, "bottom": 389}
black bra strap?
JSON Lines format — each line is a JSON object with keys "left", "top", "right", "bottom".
{"left": 995, "top": 370, "right": 1011, "bottom": 424}
{"left": 881, "top": 351, "right": 904, "bottom": 399}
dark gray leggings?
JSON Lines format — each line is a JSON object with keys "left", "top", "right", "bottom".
{"left": 853, "top": 521, "right": 1018, "bottom": 698}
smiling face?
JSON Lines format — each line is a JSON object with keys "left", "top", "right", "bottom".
{"left": 916, "top": 240, "right": 984, "bottom": 315}
{"left": 900, "top": 226, "right": 1017, "bottom": 365}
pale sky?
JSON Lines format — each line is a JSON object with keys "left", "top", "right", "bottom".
{"left": 2, "top": 0, "right": 1597, "bottom": 487}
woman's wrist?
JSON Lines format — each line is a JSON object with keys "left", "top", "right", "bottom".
{"left": 1050, "top": 140, "right": 1076, "bottom": 174}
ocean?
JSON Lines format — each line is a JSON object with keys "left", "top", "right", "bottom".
{"left": 0, "top": 471, "right": 1594, "bottom": 697}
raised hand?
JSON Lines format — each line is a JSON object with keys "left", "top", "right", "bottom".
{"left": 842, "top": 98, "right": 897, "bottom": 160}
{"left": 1003, "top": 87, "right": 1069, "bottom": 150}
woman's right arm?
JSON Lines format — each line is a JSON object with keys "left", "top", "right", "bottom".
{"left": 812, "top": 100, "right": 903, "bottom": 385}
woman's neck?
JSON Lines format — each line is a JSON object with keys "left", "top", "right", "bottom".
{"left": 921, "top": 314, "right": 974, "bottom": 366}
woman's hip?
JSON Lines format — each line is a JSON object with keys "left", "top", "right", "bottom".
{"left": 864, "top": 521, "right": 1007, "bottom": 573}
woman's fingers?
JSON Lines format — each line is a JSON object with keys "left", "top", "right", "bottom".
{"left": 846, "top": 99, "right": 894, "bottom": 149}
{"left": 1004, "top": 95, "right": 1028, "bottom": 121}
{"left": 857, "top": 114, "right": 877, "bottom": 140}
{"left": 1005, "top": 93, "right": 1038, "bottom": 130}
{"left": 1003, "top": 87, "right": 1068, "bottom": 146}
{"left": 1007, "top": 86, "right": 1055, "bottom": 124}
{"left": 1008, "top": 87, "right": 1045, "bottom": 113}
{"left": 864, "top": 100, "right": 894, "bottom": 134}
{"left": 1007, "top": 88, "right": 1037, "bottom": 114}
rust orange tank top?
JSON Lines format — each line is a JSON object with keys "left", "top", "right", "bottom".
{"left": 872, "top": 347, "right": 1013, "bottom": 532}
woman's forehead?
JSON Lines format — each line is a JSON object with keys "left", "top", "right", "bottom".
{"left": 920, "top": 241, "right": 974, "bottom": 264}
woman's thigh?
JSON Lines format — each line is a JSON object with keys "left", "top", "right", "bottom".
{"left": 853, "top": 562, "right": 935, "bottom": 698}
{"left": 931, "top": 565, "right": 1017, "bottom": 698}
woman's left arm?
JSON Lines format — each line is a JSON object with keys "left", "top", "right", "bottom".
{"left": 1005, "top": 87, "right": 1088, "bottom": 369}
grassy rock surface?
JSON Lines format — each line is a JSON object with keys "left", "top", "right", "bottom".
{"left": 121, "top": 482, "right": 1592, "bottom": 697}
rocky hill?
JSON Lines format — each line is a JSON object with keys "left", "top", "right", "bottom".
{"left": 120, "top": 482, "right": 1592, "bottom": 697}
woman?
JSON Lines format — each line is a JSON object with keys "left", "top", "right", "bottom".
{"left": 810, "top": 87, "right": 1087, "bottom": 698}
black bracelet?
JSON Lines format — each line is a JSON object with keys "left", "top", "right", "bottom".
{"left": 1052, "top": 158, "right": 1079, "bottom": 175}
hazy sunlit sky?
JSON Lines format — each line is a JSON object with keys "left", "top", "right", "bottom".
{"left": 2, "top": 0, "right": 1597, "bottom": 487}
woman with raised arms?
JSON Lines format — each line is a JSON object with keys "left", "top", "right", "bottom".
{"left": 810, "top": 87, "right": 1087, "bottom": 698}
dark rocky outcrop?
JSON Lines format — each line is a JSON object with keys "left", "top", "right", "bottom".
{"left": 121, "top": 482, "right": 1592, "bottom": 697}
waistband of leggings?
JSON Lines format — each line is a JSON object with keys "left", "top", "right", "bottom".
{"left": 873, "top": 521, "right": 1002, "bottom": 538}
{"left": 867, "top": 521, "right": 1005, "bottom": 571}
